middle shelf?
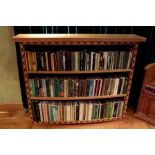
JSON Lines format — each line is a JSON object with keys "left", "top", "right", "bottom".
{"left": 30, "top": 94, "right": 126, "bottom": 101}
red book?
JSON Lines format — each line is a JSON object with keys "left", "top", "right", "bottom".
{"left": 60, "top": 79, "right": 64, "bottom": 97}
{"left": 96, "top": 80, "right": 101, "bottom": 96}
{"left": 95, "top": 79, "right": 99, "bottom": 96}
{"left": 117, "top": 102, "right": 121, "bottom": 117}
{"left": 50, "top": 53, "right": 54, "bottom": 71}
{"left": 101, "top": 79, "right": 107, "bottom": 95}
{"left": 59, "top": 103, "right": 62, "bottom": 122}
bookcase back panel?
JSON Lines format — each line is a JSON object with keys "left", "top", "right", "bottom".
{"left": 24, "top": 44, "right": 133, "bottom": 51}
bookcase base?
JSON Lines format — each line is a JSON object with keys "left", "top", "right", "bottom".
{"left": 33, "top": 117, "right": 122, "bottom": 125}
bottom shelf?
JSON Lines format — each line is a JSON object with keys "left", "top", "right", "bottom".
{"left": 33, "top": 117, "right": 122, "bottom": 124}
{"left": 31, "top": 99, "right": 124, "bottom": 124}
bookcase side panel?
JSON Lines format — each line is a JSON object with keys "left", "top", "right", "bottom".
{"left": 19, "top": 43, "right": 33, "bottom": 121}
{"left": 123, "top": 44, "right": 139, "bottom": 117}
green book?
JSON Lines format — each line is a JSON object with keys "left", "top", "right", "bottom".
{"left": 32, "top": 79, "right": 36, "bottom": 96}
{"left": 95, "top": 104, "right": 99, "bottom": 119}
{"left": 92, "top": 104, "right": 98, "bottom": 119}
{"left": 106, "top": 102, "right": 110, "bottom": 118}
{"left": 119, "top": 101, "right": 124, "bottom": 117}
{"left": 108, "top": 102, "right": 112, "bottom": 118}
{"left": 49, "top": 104, "right": 54, "bottom": 122}
{"left": 57, "top": 79, "right": 60, "bottom": 97}
{"left": 92, "top": 104, "right": 95, "bottom": 119}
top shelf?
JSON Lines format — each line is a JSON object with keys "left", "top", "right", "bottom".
{"left": 13, "top": 34, "right": 146, "bottom": 43}
{"left": 27, "top": 69, "right": 132, "bottom": 74}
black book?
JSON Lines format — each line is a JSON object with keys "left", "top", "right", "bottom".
{"left": 76, "top": 103, "right": 79, "bottom": 121}
{"left": 123, "top": 78, "right": 128, "bottom": 93}
{"left": 46, "top": 79, "right": 50, "bottom": 97}
{"left": 31, "top": 101, "right": 37, "bottom": 121}
{"left": 54, "top": 78, "right": 58, "bottom": 97}
{"left": 35, "top": 102, "right": 41, "bottom": 122}
{"left": 56, "top": 51, "right": 60, "bottom": 71}
{"left": 59, "top": 50, "right": 63, "bottom": 70}
{"left": 80, "top": 51, "right": 83, "bottom": 71}
{"left": 34, "top": 78, "right": 39, "bottom": 97}
{"left": 113, "top": 102, "right": 118, "bottom": 117}
{"left": 124, "top": 51, "right": 130, "bottom": 69}
{"left": 65, "top": 51, "right": 71, "bottom": 71}
{"left": 71, "top": 80, "right": 74, "bottom": 96}
{"left": 100, "top": 103, "right": 104, "bottom": 119}
{"left": 48, "top": 52, "right": 51, "bottom": 71}
{"left": 32, "top": 101, "right": 40, "bottom": 122}
{"left": 117, "top": 78, "right": 123, "bottom": 94}
{"left": 92, "top": 53, "right": 96, "bottom": 70}
{"left": 116, "top": 51, "right": 120, "bottom": 69}
{"left": 54, "top": 53, "right": 58, "bottom": 71}
{"left": 86, "top": 79, "right": 90, "bottom": 96}
{"left": 99, "top": 52, "right": 104, "bottom": 70}
{"left": 68, "top": 80, "right": 71, "bottom": 97}
{"left": 83, "top": 50, "right": 86, "bottom": 70}
{"left": 36, "top": 52, "right": 42, "bottom": 70}
{"left": 78, "top": 79, "right": 81, "bottom": 97}
{"left": 42, "top": 52, "right": 46, "bottom": 70}
{"left": 103, "top": 103, "right": 107, "bottom": 117}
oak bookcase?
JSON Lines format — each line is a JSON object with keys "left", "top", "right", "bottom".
{"left": 13, "top": 34, "right": 146, "bottom": 124}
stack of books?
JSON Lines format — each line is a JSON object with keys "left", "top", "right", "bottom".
{"left": 29, "top": 76, "right": 128, "bottom": 97}
{"left": 26, "top": 50, "right": 132, "bottom": 71}
{"left": 32, "top": 100, "right": 124, "bottom": 123}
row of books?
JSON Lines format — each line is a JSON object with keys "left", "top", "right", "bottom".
{"left": 32, "top": 100, "right": 124, "bottom": 123}
{"left": 29, "top": 76, "right": 128, "bottom": 97}
{"left": 26, "top": 50, "right": 132, "bottom": 71}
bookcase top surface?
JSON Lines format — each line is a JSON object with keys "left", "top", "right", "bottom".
{"left": 13, "top": 34, "right": 146, "bottom": 43}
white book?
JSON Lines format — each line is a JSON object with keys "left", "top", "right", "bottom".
{"left": 85, "top": 104, "right": 89, "bottom": 121}
{"left": 90, "top": 52, "right": 94, "bottom": 70}
{"left": 42, "top": 79, "right": 46, "bottom": 96}
{"left": 66, "top": 80, "right": 68, "bottom": 97}
{"left": 119, "top": 101, "right": 124, "bottom": 117}
{"left": 120, "top": 77, "right": 125, "bottom": 94}
{"left": 70, "top": 104, "right": 73, "bottom": 122}
{"left": 113, "top": 78, "right": 119, "bottom": 95}
{"left": 73, "top": 104, "right": 76, "bottom": 122}
{"left": 111, "top": 102, "right": 115, "bottom": 118}
{"left": 34, "top": 52, "right": 37, "bottom": 71}
{"left": 98, "top": 102, "right": 102, "bottom": 119}
{"left": 50, "top": 79, "right": 53, "bottom": 97}
{"left": 127, "top": 52, "right": 132, "bottom": 69}
{"left": 66, "top": 104, "right": 69, "bottom": 122}
{"left": 53, "top": 103, "right": 56, "bottom": 122}
{"left": 92, "top": 79, "right": 96, "bottom": 96}
{"left": 64, "top": 104, "right": 66, "bottom": 122}
{"left": 45, "top": 52, "right": 49, "bottom": 70}
{"left": 64, "top": 80, "right": 66, "bottom": 97}
{"left": 88, "top": 102, "right": 93, "bottom": 121}
{"left": 95, "top": 53, "right": 98, "bottom": 70}
{"left": 79, "top": 102, "right": 84, "bottom": 121}
{"left": 62, "top": 51, "right": 66, "bottom": 70}
{"left": 107, "top": 78, "right": 112, "bottom": 95}
{"left": 111, "top": 52, "right": 115, "bottom": 69}
{"left": 98, "top": 79, "right": 103, "bottom": 96}
{"left": 103, "top": 52, "right": 108, "bottom": 70}
{"left": 97, "top": 53, "right": 100, "bottom": 70}
{"left": 38, "top": 103, "right": 43, "bottom": 122}
{"left": 75, "top": 51, "right": 78, "bottom": 71}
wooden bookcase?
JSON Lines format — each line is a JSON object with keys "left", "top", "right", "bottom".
{"left": 13, "top": 34, "right": 146, "bottom": 124}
